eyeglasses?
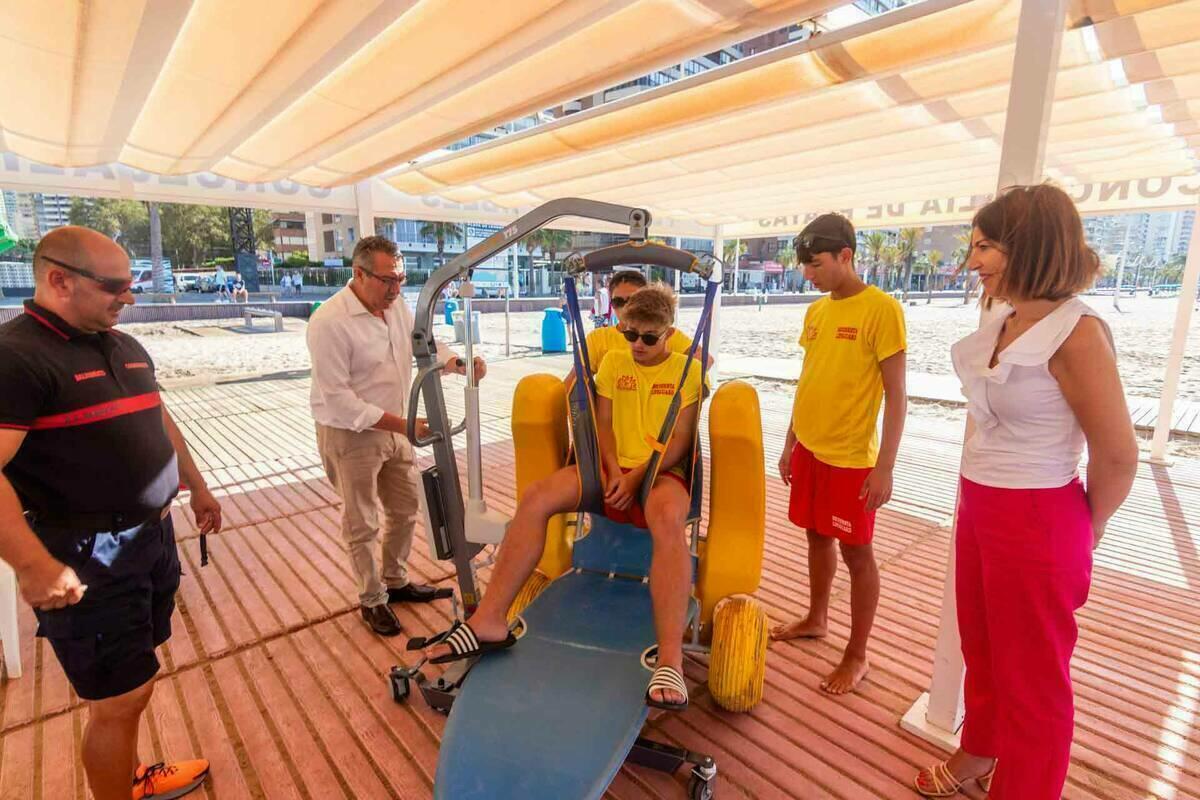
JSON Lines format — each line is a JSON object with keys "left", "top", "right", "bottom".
{"left": 361, "top": 268, "right": 407, "bottom": 289}
{"left": 622, "top": 328, "right": 667, "bottom": 346}
{"left": 39, "top": 255, "right": 133, "bottom": 295}
{"left": 610, "top": 296, "right": 630, "bottom": 309}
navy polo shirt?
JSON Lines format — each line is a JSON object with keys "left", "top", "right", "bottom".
{"left": 0, "top": 300, "right": 179, "bottom": 518}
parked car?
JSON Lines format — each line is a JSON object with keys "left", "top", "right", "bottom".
{"left": 130, "top": 269, "right": 150, "bottom": 293}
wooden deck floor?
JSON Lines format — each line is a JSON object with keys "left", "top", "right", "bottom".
{"left": 1, "top": 357, "right": 1198, "bottom": 800}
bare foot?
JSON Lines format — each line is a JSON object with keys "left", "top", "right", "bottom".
{"left": 769, "top": 616, "right": 828, "bottom": 641}
{"left": 424, "top": 616, "right": 509, "bottom": 661}
{"left": 820, "top": 654, "right": 870, "bottom": 695}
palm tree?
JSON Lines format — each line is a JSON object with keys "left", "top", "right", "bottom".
{"left": 147, "top": 202, "right": 165, "bottom": 293}
{"left": 722, "top": 239, "right": 748, "bottom": 292}
{"left": 419, "top": 221, "right": 465, "bottom": 270}
{"left": 521, "top": 230, "right": 546, "bottom": 294}
{"left": 1129, "top": 254, "right": 1145, "bottom": 296}
{"left": 864, "top": 232, "right": 887, "bottom": 287}
{"left": 776, "top": 246, "right": 799, "bottom": 291}
{"left": 924, "top": 248, "right": 943, "bottom": 304}
{"left": 897, "top": 227, "right": 922, "bottom": 303}
{"left": 881, "top": 245, "right": 900, "bottom": 292}
{"left": 541, "top": 229, "right": 573, "bottom": 291}
{"left": 954, "top": 228, "right": 974, "bottom": 304}
{"left": 542, "top": 229, "right": 573, "bottom": 267}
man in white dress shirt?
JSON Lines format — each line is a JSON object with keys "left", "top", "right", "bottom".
{"left": 307, "top": 235, "right": 485, "bottom": 636}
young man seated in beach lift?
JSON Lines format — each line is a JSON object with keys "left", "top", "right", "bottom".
{"left": 417, "top": 283, "right": 704, "bottom": 710}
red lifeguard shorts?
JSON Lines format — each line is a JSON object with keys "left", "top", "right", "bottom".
{"left": 604, "top": 468, "right": 688, "bottom": 529}
{"left": 788, "top": 442, "right": 876, "bottom": 546}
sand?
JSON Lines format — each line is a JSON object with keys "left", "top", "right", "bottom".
{"left": 127, "top": 293, "right": 1199, "bottom": 399}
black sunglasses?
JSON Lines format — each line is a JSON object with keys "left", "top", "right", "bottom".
{"left": 39, "top": 255, "right": 133, "bottom": 295}
{"left": 793, "top": 233, "right": 852, "bottom": 254}
{"left": 361, "top": 268, "right": 407, "bottom": 289}
{"left": 610, "top": 296, "right": 629, "bottom": 309}
{"left": 622, "top": 328, "right": 666, "bottom": 346}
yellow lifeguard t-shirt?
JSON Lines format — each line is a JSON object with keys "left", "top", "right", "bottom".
{"left": 595, "top": 350, "right": 705, "bottom": 470}
{"left": 585, "top": 326, "right": 693, "bottom": 375}
{"left": 790, "top": 286, "right": 906, "bottom": 469}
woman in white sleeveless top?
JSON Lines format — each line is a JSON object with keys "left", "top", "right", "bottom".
{"left": 915, "top": 185, "right": 1137, "bottom": 799}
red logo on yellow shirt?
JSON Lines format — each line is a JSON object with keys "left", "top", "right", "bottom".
{"left": 836, "top": 326, "right": 859, "bottom": 341}
{"left": 617, "top": 375, "right": 638, "bottom": 391}
{"left": 650, "top": 383, "right": 676, "bottom": 397}
{"left": 803, "top": 324, "right": 819, "bottom": 341}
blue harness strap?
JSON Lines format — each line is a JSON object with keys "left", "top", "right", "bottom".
{"left": 636, "top": 278, "right": 717, "bottom": 512}
{"left": 563, "top": 277, "right": 606, "bottom": 513}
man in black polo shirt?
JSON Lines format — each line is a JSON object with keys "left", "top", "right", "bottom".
{"left": 0, "top": 227, "right": 220, "bottom": 800}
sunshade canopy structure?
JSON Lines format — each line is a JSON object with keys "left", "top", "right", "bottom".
{"left": 386, "top": 0, "right": 1200, "bottom": 233}
{"left": 2, "top": 0, "right": 1197, "bottom": 233}
{"left": 0, "top": 0, "right": 841, "bottom": 188}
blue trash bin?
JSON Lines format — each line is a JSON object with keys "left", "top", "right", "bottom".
{"left": 541, "top": 307, "right": 567, "bottom": 353}
{"left": 443, "top": 300, "right": 458, "bottom": 326}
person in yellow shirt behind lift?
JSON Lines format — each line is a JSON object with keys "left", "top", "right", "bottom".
{"left": 771, "top": 213, "right": 908, "bottom": 696}
{"left": 565, "top": 269, "right": 695, "bottom": 388}
{"left": 421, "top": 283, "right": 704, "bottom": 712}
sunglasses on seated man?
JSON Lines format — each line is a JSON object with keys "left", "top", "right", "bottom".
{"left": 621, "top": 328, "right": 667, "bottom": 346}
{"left": 38, "top": 255, "right": 133, "bottom": 295}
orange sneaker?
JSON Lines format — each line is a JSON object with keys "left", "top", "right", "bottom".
{"left": 132, "top": 760, "right": 210, "bottom": 800}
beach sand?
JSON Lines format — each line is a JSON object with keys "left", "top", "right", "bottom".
{"left": 127, "top": 293, "right": 1198, "bottom": 399}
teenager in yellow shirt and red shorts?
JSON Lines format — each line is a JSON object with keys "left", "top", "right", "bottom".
{"left": 564, "top": 269, "right": 695, "bottom": 389}
{"left": 422, "top": 283, "right": 704, "bottom": 712}
{"left": 771, "top": 214, "right": 908, "bottom": 696}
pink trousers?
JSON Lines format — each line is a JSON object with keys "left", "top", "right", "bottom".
{"left": 956, "top": 477, "right": 1093, "bottom": 800}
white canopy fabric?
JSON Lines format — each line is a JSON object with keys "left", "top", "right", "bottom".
{"left": 0, "top": 0, "right": 840, "bottom": 188}
{"left": 386, "top": 0, "right": 1200, "bottom": 234}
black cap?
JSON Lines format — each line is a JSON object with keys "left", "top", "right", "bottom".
{"left": 793, "top": 213, "right": 856, "bottom": 260}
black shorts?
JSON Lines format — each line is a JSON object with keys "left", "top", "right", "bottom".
{"left": 33, "top": 516, "right": 181, "bottom": 701}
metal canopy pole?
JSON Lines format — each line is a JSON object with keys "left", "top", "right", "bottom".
{"left": 1150, "top": 201, "right": 1200, "bottom": 463}
{"left": 355, "top": 180, "right": 376, "bottom": 239}
{"left": 710, "top": 225, "right": 725, "bottom": 379}
{"left": 901, "top": 0, "right": 1069, "bottom": 751}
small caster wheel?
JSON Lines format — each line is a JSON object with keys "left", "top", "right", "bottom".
{"left": 389, "top": 668, "right": 410, "bottom": 703}
{"left": 688, "top": 761, "right": 716, "bottom": 800}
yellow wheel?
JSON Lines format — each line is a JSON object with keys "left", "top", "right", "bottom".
{"left": 707, "top": 595, "right": 768, "bottom": 712}
{"left": 507, "top": 570, "right": 551, "bottom": 623}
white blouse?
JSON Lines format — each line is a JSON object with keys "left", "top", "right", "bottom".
{"left": 951, "top": 297, "right": 1111, "bottom": 489}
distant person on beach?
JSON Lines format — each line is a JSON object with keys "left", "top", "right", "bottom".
{"left": 594, "top": 282, "right": 611, "bottom": 327}
{"left": 280, "top": 273, "right": 292, "bottom": 296}
{"left": 214, "top": 265, "right": 229, "bottom": 302}
{"left": 231, "top": 273, "right": 248, "bottom": 303}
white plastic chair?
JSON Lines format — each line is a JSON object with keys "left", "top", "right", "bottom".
{"left": 0, "top": 560, "right": 20, "bottom": 678}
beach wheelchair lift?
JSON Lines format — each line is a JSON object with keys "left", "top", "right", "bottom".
{"left": 393, "top": 198, "right": 769, "bottom": 800}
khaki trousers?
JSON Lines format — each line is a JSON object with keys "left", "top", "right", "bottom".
{"left": 316, "top": 424, "right": 420, "bottom": 608}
